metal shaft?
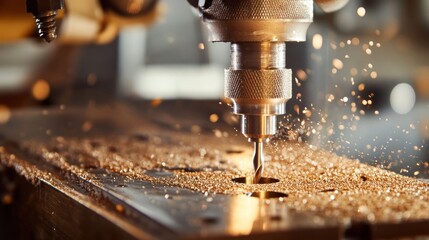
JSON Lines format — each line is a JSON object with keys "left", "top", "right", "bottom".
{"left": 231, "top": 42, "right": 286, "bottom": 69}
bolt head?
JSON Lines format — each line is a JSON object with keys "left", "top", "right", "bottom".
{"left": 26, "top": 0, "right": 64, "bottom": 14}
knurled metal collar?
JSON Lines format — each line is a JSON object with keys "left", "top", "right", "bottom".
{"left": 200, "top": 0, "right": 313, "bottom": 42}
{"left": 225, "top": 69, "right": 292, "bottom": 100}
{"left": 203, "top": 0, "right": 313, "bottom": 20}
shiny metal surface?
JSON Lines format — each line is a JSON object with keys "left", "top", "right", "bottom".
{"left": 205, "top": 21, "right": 312, "bottom": 42}
{"left": 200, "top": 0, "right": 313, "bottom": 42}
{"left": 225, "top": 69, "right": 292, "bottom": 100}
{"left": 231, "top": 42, "right": 286, "bottom": 69}
{"left": 97, "top": 172, "right": 339, "bottom": 238}
{"left": 225, "top": 42, "right": 291, "bottom": 155}
{"left": 203, "top": 0, "right": 313, "bottom": 20}
{"left": 241, "top": 115, "right": 277, "bottom": 139}
{"left": 229, "top": 101, "right": 287, "bottom": 115}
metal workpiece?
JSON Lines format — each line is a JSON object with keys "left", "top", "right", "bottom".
{"left": 0, "top": 100, "right": 344, "bottom": 239}
{"left": 2, "top": 100, "right": 429, "bottom": 239}
{"left": 26, "top": 0, "right": 64, "bottom": 42}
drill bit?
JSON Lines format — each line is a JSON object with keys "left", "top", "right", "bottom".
{"left": 252, "top": 139, "right": 264, "bottom": 184}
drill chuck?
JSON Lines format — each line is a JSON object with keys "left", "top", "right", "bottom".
{"left": 225, "top": 42, "right": 292, "bottom": 140}
{"left": 198, "top": 0, "right": 313, "bottom": 141}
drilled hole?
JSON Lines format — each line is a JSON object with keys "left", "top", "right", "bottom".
{"left": 90, "top": 141, "right": 101, "bottom": 148}
{"left": 248, "top": 191, "right": 288, "bottom": 199}
{"left": 132, "top": 133, "right": 150, "bottom": 142}
{"left": 165, "top": 167, "right": 203, "bottom": 172}
{"left": 320, "top": 188, "right": 336, "bottom": 192}
{"left": 270, "top": 215, "right": 282, "bottom": 221}
{"left": 199, "top": 216, "right": 218, "bottom": 225}
{"left": 219, "top": 160, "right": 227, "bottom": 164}
{"left": 232, "top": 177, "right": 279, "bottom": 185}
{"left": 108, "top": 146, "right": 119, "bottom": 153}
{"left": 225, "top": 149, "right": 244, "bottom": 154}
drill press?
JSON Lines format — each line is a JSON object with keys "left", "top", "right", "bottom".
{"left": 196, "top": 0, "right": 313, "bottom": 183}
{"left": 24, "top": 0, "right": 348, "bottom": 184}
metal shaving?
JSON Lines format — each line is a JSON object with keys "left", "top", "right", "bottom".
{"left": 5, "top": 132, "right": 429, "bottom": 225}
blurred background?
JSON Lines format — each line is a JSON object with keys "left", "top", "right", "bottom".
{"left": 0, "top": 0, "right": 428, "bottom": 177}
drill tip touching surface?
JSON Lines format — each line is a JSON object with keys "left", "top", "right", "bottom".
{"left": 252, "top": 139, "right": 264, "bottom": 184}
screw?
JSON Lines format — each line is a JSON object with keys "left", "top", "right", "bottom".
{"left": 34, "top": 11, "right": 58, "bottom": 42}
{"left": 26, "top": 0, "right": 64, "bottom": 42}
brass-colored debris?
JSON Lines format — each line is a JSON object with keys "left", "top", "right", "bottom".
{"left": 4, "top": 132, "right": 429, "bottom": 225}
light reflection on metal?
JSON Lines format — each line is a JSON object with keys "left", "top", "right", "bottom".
{"left": 227, "top": 195, "right": 259, "bottom": 235}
